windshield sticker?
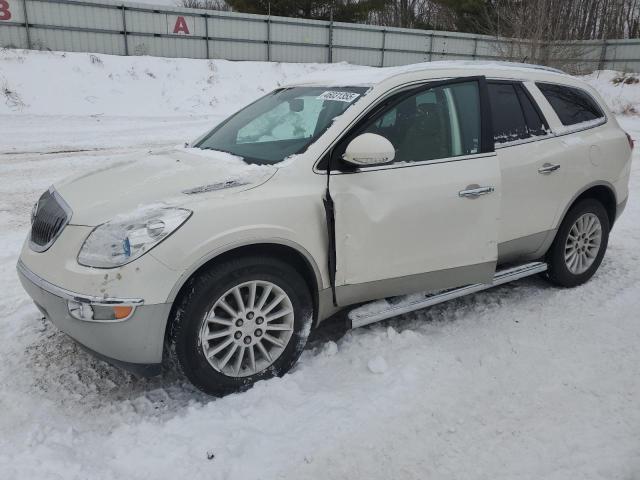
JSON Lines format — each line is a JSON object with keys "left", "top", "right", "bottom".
{"left": 316, "top": 91, "right": 361, "bottom": 103}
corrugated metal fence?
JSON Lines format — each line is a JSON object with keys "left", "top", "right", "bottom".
{"left": 1, "top": 0, "right": 639, "bottom": 73}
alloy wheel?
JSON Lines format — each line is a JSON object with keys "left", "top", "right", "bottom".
{"left": 564, "top": 213, "right": 602, "bottom": 275}
{"left": 199, "top": 280, "right": 295, "bottom": 377}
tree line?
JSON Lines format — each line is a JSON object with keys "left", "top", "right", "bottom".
{"left": 179, "top": 0, "right": 640, "bottom": 41}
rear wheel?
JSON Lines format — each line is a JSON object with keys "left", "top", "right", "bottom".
{"left": 169, "top": 256, "right": 313, "bottom": 396}
{"left": 546, "top": 199, "right": 610, "bottom": 287}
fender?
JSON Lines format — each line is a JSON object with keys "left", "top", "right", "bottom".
{"left": 525, "top": 180, "right": 619, "bottom": 262}
{"left": 553, "top": 180, "right": 618, "bottom": 231}
{"left": 163, "top": 237, "right": 325, "bottom": 304}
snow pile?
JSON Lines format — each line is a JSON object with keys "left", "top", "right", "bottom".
{"left": 1, "top": 49, "right": 638, "bottom": 153}
{"left": 582, "top": 70, "right": 640, "bottom": 115}
{"left": 1, "top": 49, "right": 637, "bottom": 119}
{"left": 0, "top": 49, "right": 363, "bottom": 152}
{"left": 0, "top": 48, "right": 359, "bottom": 116}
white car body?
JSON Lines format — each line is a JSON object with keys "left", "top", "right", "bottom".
{"left": 17, "top": 62, "right": 632, "bottom": 376}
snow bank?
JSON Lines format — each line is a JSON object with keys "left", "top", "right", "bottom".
{"left": 2, "top": 49, "right": 639, "bottom": 119}
{"left": 1, "top": 49, "right": 639, "bottom": 154}
{"left": 582, "top": 70, "right": 640, "bottom": 115}
{"left": 0, "top": 49, "right": 359, "bottom": 116}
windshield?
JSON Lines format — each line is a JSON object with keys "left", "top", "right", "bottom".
{"left": 195, "top": 86, "right": 367, "bottom": 165}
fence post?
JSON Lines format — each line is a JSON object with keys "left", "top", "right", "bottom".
{"left": 598, "top": 40, "right": 607, "bottom": 71}
{"left": 22, "top": 0, "right": 31, "bottom": 49}
{"left": 121, "top": 5, "right": 128, "bottom": 56}
{"left": 472, "top": 36, "right": 478, "bottom": 60}
{"left": 204, "top": 14, "right": 209, "bottom": 59}
{"left": 427, "top": 33, "right": 433, "bottom": 61}
{"left": 266, "top": 15, "right": 271, "bottom": 61}
{"left": 328, "top": 9, "right": 334, "bottom": 63}
{"left": 380, "top": 29, "right": 386, "bottom": 67}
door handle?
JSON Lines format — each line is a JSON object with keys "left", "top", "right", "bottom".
{"left": 538, "top": 163, "right": 561, "bottom": 174}
{"left": 458, "top": 186, "right": 495, "bottom": 199}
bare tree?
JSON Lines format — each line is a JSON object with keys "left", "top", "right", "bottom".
{"left": 179, "top": 0, "right": 230, "bottom": 10}
{"left": 478, "top": 0, "right": 640, "bottom": 73}
{"left": 365, "top": 0, "right": 457, "bottom": 29}
{"left": 483, "top": 0, "right": 640, "bottom": 41}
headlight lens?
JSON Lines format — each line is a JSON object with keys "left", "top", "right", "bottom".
{"left": 78, "top": 207, "right": 192, "bottom": 268}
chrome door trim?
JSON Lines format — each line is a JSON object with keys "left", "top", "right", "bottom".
{"left": 538, "top": 163, "right": 561, "bottom": 174}
{"left": 322, "top": 151, "right": 497, "bottom": 175}
{"left": 459, "top": 186, "right": 495, "bottom": 198}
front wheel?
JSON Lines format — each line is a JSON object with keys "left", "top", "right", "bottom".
{"left": 546, "top": 198, "right": 610, "bottom": 287}
{"left": 169, "top": 256, "right": 313, "bottom": 396}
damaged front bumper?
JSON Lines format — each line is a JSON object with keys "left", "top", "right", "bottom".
{"left": 17, "top": 260, "right": 170, "bottom": 376}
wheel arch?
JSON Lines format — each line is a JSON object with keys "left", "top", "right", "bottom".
{"left": 557, "top": 182, "right": 618, "bottom": 230}
{"left": 164, "top": 240, "right": 324, "bottom": 338}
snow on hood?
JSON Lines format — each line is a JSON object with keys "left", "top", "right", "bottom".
{"left": 55, "top": 146, "right": 278, "bottom": 226}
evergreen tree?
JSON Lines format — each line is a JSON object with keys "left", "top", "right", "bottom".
{"left": 225, "top": 0, "right": 390, "bottom": 22}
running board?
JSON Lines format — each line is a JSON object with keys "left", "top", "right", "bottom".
{"left": 348, "top": 262, "right": 548, "bottom": 328}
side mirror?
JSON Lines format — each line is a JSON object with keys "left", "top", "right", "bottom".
{"left": 342, "top": 133, "right": 395, "bottom": 167}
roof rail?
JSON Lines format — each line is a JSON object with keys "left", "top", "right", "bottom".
{"left": 479, "top": 60, "right": 566, "bottom": 74}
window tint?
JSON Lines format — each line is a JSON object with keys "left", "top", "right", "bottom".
{"left": 359, "top": 81, "right": 481, "bottom": 163}
{"left": 488, "top": 83, "right": 529, "bottom": 144}
{"left": 536, "top": 82, "right": 604, "bottom": 126}
{"left": 515, "top": 85, "right": 548, "bottom": 136}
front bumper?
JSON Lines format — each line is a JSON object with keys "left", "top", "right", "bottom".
{"left": 17, "top": 260, "right": 171, "bottom": 376}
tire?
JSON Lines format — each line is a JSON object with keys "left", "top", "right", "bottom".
{"left": 546, "top": 198, "right": 610, "bottom": 287}
{"left": 169, "top": 256, "right": 314, "bottom": 396}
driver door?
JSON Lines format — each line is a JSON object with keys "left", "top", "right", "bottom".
{"left": 328, "top": 77, "right": 501, "bottom": 305}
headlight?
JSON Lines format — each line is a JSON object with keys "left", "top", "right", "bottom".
{"left": 78, "top": 207, "right": 192, "bottom": 268}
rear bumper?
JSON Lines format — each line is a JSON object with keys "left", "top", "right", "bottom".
{"left": 17, "top": 260, "right": 170, "bottom": 376}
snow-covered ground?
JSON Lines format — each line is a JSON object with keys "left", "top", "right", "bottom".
{"left": 0, "top": 49, "right": 361, "bottom": 152}
{"left": 1, "top": 50, "right": 639, "bottom": 479}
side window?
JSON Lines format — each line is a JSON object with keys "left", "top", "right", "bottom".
{"left": 488, "top": 82, "right": 550, "bottom": 144}
{"left": 536, "top": 82, "right": 604, "bottom": 126}
{"left": 515, "top": 84, "right": 549, "bottom": 137}
{"left": 359, "top": 81, "right": 481, "bottom": 163}
{"left": 488, "top": 83, "right": 528, "bottom": 144}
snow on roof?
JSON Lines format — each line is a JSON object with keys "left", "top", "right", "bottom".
{"left": 289, "top": 60, "right": 570, "bottom": 88}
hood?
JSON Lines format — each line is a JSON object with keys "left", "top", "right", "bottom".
{"left": 55, "top": 147, "right": 277, "bottom": 226}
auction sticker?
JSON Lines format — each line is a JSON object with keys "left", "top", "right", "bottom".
{"left": 316, "top": 91, "right": 361, "bottom": 103}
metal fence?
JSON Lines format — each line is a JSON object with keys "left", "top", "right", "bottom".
{"left": 1, "top": 0, "right": 639, "bottom": 73}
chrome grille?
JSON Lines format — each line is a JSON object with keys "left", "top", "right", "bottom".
{"left": 30, "top": 188, "right": 72, "bottom": 252}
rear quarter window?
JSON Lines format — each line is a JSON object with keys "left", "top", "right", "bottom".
{"left": 536, "top": 82, "right": 605, "bottom": 127}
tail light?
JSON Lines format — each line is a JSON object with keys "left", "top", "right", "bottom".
{"left": 626, "top": 131, "right": 634, "bottom": 150}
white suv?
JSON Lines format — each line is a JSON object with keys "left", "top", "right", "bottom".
{"left": 18, "top": 62, "right": 632, "bottom": 395}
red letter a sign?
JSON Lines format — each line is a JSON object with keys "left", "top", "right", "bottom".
{"left": 173, "top": 16, "right": 190, "bottom": 35}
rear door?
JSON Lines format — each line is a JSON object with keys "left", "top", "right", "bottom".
{"left": 327, "top": 77, "right": 501, "bottom": 305}
{"left": 488, "top": 81, "right": 567, "bottom": 260}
